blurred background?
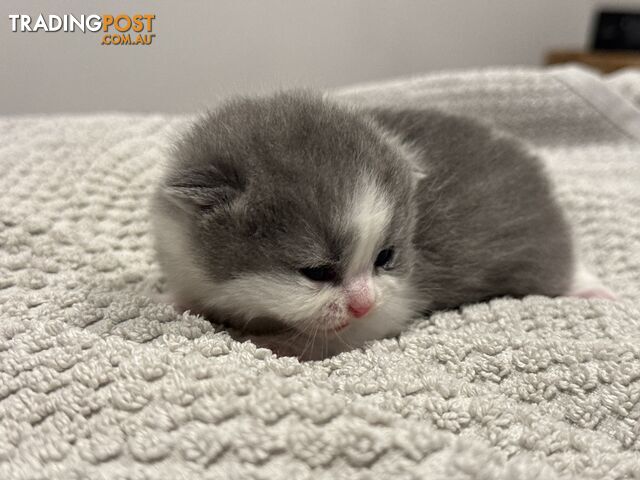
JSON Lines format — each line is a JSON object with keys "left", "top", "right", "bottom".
{"left": 1, "top": 0, "right": 639, "bottom": 114}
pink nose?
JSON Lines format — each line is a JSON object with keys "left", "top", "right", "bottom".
{"left": 345, "top": 276, "right": 375, "bottom": 318}
{"left": 348, "top": 301, "right": 373, "bottom": 318}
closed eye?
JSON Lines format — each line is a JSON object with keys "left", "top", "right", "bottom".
{"left": 299, "top": 265, "right": 338, "bottom": 282}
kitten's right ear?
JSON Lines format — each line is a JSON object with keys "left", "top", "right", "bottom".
{"left": 162, "top": 162, "right": 246, "bottom": 212}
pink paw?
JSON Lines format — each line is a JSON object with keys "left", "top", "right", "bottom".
{"left": 570, "top": 288, "right": 618, "bottom": 301}
{"left": 569, "top": 264, "right": 618, "bottom": 301}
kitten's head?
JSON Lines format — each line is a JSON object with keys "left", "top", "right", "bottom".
{"left": 153, "top": 91, "right": 423, "bottom": 352}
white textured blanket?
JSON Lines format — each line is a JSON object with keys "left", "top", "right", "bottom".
{"left": 1, "top": 66, "right": 639, "bottom": 479}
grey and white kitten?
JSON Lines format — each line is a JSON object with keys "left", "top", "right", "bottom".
{"left": 152, "top": 91, "right": 613, "bottom": 359}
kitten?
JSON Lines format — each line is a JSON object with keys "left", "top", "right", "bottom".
{"left": 151, "top": 91, "right": 612, "bottom": 359}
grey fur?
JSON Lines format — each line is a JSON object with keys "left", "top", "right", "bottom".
{"left": 152, "top": 90, "right": 573, "bottom": 338}
{"left": 370, "top": 107, "right": 574, "bottom": 309}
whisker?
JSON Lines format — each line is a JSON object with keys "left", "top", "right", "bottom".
{"left": 321, "top": 330, "right": 327, "bottom": 359}
{"left": 293, "top": 318, "right": 314, "bottom": 357}
{"left": 300, "top": 323, "right": 320, "bottom": 360}
{"left": 333, "top": 329, "right": 356, "bottom": 352}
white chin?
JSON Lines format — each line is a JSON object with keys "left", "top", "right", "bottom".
{"left": 338, "top": 317, "right": 401, "bottom": 346}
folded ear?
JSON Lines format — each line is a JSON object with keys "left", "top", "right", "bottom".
{"left": 162, "top": 161, "right": 246, "bottom": 212}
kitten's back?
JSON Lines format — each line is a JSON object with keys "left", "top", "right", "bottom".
{"left": 369, "top": 108, "right": 574, "bottom": 309}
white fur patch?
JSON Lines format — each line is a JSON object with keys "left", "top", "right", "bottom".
{"left": 346, "top": 181, "right": 392, "bottom": 277}
{"left": 203, "top": 273, "right": 342, "bottom": 328}
{"left": 152, "top": 209, "right": 217, "bottom": 308}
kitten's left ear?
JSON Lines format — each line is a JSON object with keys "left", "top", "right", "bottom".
{"left": 162, "top": 161, "right": 247, "bottom": 212}
{"left": 376, "top": 126, "right": 426, "bottom": 187}
{"left": 408, "top": 162, "right": 427, "bottom": 186}
{"left": 393, "top": 138, "right": 426, "bottom": 186}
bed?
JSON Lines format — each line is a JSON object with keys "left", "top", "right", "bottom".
{"left": 1, "top": 65, "right": 639, "bottom": 479}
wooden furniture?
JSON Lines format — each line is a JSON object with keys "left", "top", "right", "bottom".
{"left": 546, "top": 50, "right": 640, "bottom": 73}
